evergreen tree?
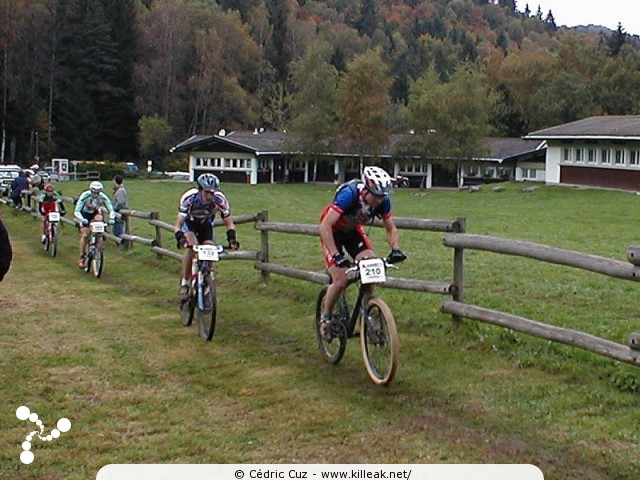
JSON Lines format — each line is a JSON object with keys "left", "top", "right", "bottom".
{"left": 607, "top": 23, "right": 627, "bottom": 57}
{"left": 356, "top": 0, "right": 378, "bottom": 38}
{"left": 544, "top": 10, "right": 557, "bottom": 34}
{"left": 54, "top": 0, "right": 138, "bottom": 159}
{"left": 266, "top": 0, "right": 291, "bottom": 85}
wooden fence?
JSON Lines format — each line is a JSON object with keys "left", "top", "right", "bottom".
{"left": 441, "top": 233, "right": 640, "bottom": 367}
{"left": 2, "top": 187, "right": 639, "bottom": 368}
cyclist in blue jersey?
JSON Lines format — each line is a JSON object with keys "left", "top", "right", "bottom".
{"left": 73, "top": 181, "right": 115, "bottom": 268}
{"left": 174, "top": 173, "right": 240, "bottom": 301}
{"left": 318, "top": 166, "right": 407, "bottom": 336}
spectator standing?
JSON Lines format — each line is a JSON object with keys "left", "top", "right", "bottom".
{"left": 10, "top": 171, "right": 30, "bottom": 209}
{"left": 112, "top": 174, "right": 128, "bottom": 238}
{"left": 0, "top": 216, "right": 12, "bottom": 282}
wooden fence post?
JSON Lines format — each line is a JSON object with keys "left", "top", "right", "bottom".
{"left": 452, "top": 216, "right": 466, "bottom": 327}
{"left": 257, "top": 209, "right": 270, "bottom": 282}
{"left": 151, "top": 211, "right": 161, "bottom": 258}
{"left": 124, "top": 212, "right": 132, "bottom": 249}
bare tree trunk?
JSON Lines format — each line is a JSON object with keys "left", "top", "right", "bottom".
{"left": 47, "top": 2, "right": 57, "bottom": 144}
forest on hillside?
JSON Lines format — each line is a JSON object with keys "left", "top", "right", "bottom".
{"left": 1, "top": 0, "right": 639, "bottom": 168}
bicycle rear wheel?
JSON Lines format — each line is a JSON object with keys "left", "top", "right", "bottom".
{"left": 360, "top": 297, "right": 399, "bottom": 386}
{"left": 197, "top": 273, "right": 217, "bottom": 341}
{"left": 315, "top": 286, "right": 348, "bottom": 364}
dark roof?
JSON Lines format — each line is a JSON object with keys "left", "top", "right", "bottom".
{"left": 526, "top": 116, "right": 640, "bottom": 140}
{"left": 170, "top": 131, "right": 293, "bottom": 154}
{"left": 484, "top": 137, "right": 545, "bottom": 162}
{"left": 171, "top": 131, "right": 544, "bottom": 162}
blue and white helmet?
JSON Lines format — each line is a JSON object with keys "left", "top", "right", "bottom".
{"left": 362, "top": 166, "right": 392, "bottom": 196}
{"left": 90, "top": 181, "right": 104, "bottom": 193}
{"left": 196, "top": 173, "right": 220, "bottom": 192}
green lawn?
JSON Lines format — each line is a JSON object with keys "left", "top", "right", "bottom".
{"left": 1, "top": 180, "right": 639, "bottom": 479}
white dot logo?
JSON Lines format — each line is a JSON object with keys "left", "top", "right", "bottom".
{"left": 16, "top": 406, "right": 71, "bottom": 464}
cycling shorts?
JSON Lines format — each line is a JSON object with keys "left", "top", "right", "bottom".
{"left": 321, "top": 225, "right": 372, "bottom": 267}
{"left": 182, "top": 220, "right": 214, "bottom": 245}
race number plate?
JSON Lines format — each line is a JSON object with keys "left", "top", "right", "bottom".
{"left": 358, "top": 258, "right": 386, "bottom": 284}
{"left": 90, "top": 222, "right": 105, "bottom": 233}
{"left": 48, "top": 212, "right": 60, "bottom": 222}
{"left": 195, "top": 244, "right": 221, "bottom": 261}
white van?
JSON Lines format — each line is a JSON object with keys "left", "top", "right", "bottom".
{"left": 0, "top": 164, "right": 21, "bottom": 195}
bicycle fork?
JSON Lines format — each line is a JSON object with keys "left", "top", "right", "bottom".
{"left": 196, "top": 261, "right": 210, "bottom": 310}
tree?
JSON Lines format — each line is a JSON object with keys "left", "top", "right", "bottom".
{"left": 336, "top": 48, "right": 392, "bottom": 161}
{"left": 265, "top": 0, "right": 291, "bottom": 85}
{"left": 406, "top": 64, "right": 494, "bottom": 160}
{"left": 138, "top": 114, "right": 172, "bottom": 169}
{"left": 356, "top": 0, "right": 378, "bottom": 38}
{"left": 607, "top": 23, "right": 627, "bottom": 57}
{"left": 288, "top": 42, "right": 340, "bottom": 154}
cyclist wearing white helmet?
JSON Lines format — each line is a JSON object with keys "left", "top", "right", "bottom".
{"left": 318, "top": 166, "right": 407, "bottom": 334}
{"left": 174, "top": 173, "right": 239, "bottom": 301}
{"left": 74, "top": 180, "right": 116, "bottom": 268}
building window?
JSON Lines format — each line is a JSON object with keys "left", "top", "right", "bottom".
{"left": 574, "top": 148, "right": 583, "bottom": 163}
{"left": 587, "top": 148, "right": 597, "bottom": 164}
{"left": 522, "top": 168, "right": 537, "bottom": 180}
{"left": 615, "top": 149, "right": 625, "bottom": 166}
{"left": 630, "top": 150, "right": 640, "bottom": 167}
{"left": 601, "top": 148, "right": 611, "bottom": 165}
{"left": 562, "top": 148, "right": 571, "bottom": 162}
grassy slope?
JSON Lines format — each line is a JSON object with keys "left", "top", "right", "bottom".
{"left": 0, "top": 180, "right": 639, "bottom": 479}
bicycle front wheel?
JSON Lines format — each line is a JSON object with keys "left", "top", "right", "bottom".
{"left": 180, "top": 285, "right": 195, "bottom": 327}
{"left": 50, "top": 225, "right": 57, "bottom": 257}
{"left": 315, "top": 286, "right": 347, "bottom": 364}
{"left": 197, "top": 273, "right": 217, "bottom": 341}
{"left": 84, "top": 251, "right": 92, "bottom": 273}
{"left": 360, "top": 297, "right": 399, "bottom": 386}
{"left": 92, "top": 240, "right": 104, "bottom": 278}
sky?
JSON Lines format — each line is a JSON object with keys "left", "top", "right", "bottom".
{"left": 525, "top": 1, "right": 640, "bottom": 37}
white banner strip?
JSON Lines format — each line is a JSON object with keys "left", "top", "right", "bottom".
{"left": 97, "top": 464, "right": 543, "bottom": 480}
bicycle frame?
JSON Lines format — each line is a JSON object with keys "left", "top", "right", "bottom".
{"left": 84, "top": 220, "right": 106, "bottom": 277}
{"left": 342, "top": 258, "right": 395, "bottom": 335}
{"left": 190, "top": 244, "right": 222, "bottom": 310}
{"left": 88, "top": 221, "right": 105, "bottom": 251}
{"left": 43, "top": 211, "right": 61, "bottom": 256}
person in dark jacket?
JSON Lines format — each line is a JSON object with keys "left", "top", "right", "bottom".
{"left": 10, "top": 171, "right": 29, "bottom": 208}
{"left": 0, "top": 216, "right": 12, "bottom": 282}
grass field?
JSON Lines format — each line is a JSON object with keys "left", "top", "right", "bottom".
{"left": 1, "top": 180, "right": 639, "bottom": 479}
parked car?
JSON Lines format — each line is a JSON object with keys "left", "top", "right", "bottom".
{"left": 0, "top": 164, "right": 21, "bottom": 196}
{"left": 43, "top": 166, "right": 58, "bottom": 181}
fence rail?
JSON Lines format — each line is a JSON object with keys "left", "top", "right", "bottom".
{"left": 443, "top": 233, "right": 640, "bottom": 282}
{"left": 441, "top": 301, "right": 640, "bottom": 367}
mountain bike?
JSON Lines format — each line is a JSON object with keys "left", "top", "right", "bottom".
{"left": 84, "top": 220, "right": 107, "bottom": 278}
{"left": 315, "top": 256, "right": 400, "bottom": 386}
{"left": 43, "top": 211, "right": 61, "bottom": 257}
{"left": 179, "top": 244, "right": 224, "bottom": 341}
